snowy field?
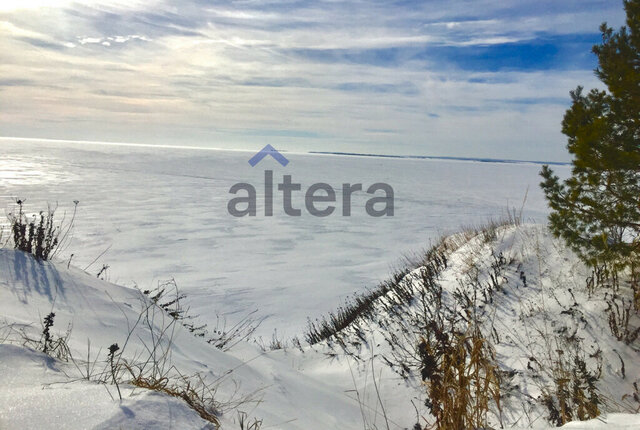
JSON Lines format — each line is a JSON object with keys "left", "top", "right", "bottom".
{"left": 0, "top": 138, "right": 569, "bottom": 337}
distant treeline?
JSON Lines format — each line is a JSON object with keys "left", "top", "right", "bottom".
{"left": 308, "top": 151, "right": 569, "bottom": 166}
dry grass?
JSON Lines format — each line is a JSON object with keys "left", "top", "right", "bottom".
{"left": 4, "top": 312, "right": 72, "bottom": 361}
{"left": 419, "top": 324, "right": 501, "bottom": 430}
{"left": 540, "top": 344, "right": 601, "bottom": 426}
{"left": 128, "top": 370, "right": 221, "bottom": 425}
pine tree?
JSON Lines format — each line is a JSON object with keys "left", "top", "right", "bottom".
{"left": 540, "top": 0, "right": 640, "bottom": 268}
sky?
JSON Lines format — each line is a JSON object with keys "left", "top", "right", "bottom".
{"left": 0, "top": 0, "right": 627, "bottom": 162}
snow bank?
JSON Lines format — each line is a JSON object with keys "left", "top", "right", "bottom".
{"left": 0, "top": 344, "right": 213, "bottom": 429}
{"left": 0, "top": 248, "right": 365, "bottom": 429}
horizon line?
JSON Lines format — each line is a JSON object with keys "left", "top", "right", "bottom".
{"left": 0, "top": 136, "right": 254, "bottom": 153}
{"left": 1, "top": 135, "right": 569, "bottom": 166}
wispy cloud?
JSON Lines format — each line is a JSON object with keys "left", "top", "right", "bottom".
{"left": 0, "top": 0, "right": 626, "bottom": 161}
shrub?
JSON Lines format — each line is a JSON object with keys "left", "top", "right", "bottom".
{"left": 606, "top": 293, "right": 640, "bottom": 344}
{"left": 418, "top": 323, "right": 501, "bottom": 430}
{"left": 541, "top": 347, "right": 601, "bottom": 426}
{"left": 13, "top": 311, "right": 72, "bottom": 360}
{"left": 7, "top": 199, "right": 77, "bottom": 261}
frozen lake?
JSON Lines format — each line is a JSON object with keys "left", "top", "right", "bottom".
{"left": 0, "top": 139, "right": 569, "bottom": 337}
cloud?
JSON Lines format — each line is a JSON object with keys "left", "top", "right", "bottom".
{"left": 0, "top": 0, "right": 626, "bottom": 161}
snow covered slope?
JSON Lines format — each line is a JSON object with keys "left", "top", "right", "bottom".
{"left": 294, "top": 223, "right": 640, "bottom": 428}
{"left": 1, "top": 223, "right": 639, "bottom": 429}
{"left": 0, "top": 344, "right": 216, "bottom": 429}
{"left": 0, "top": 247, "right": 367, "bottom": 429}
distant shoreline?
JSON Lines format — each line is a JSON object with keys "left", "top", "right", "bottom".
{"left": 308, "top": 151, "right": 569, "bottom": 166}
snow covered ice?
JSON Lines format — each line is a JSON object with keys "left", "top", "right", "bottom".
{"left": 0, "top": 139, "right": 565, "bottom": 337}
